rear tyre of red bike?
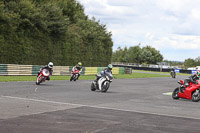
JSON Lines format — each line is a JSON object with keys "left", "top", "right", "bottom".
{"left": 192, "top": 90, "right": 200, "bottom": 102}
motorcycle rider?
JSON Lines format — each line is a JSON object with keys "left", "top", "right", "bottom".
{"left": 101, "top": 64, "right": 113, "bottom": 76}
{"left": 170, "top": 68, "right": 175, "bottom": 72}
{"left": 37, "top": 62, "right": 53, "bottom": 81}
{"left": 184, "top": 70, "right": 200, "bottom": 87}
{"left": 94, "top": 64, "right": 113, "bottom": 82}
{"left": 72, "top": 62, "right": 82, "bottom": 79}
{"left": 170, "top": 68, "right": 176, "bottom": 77}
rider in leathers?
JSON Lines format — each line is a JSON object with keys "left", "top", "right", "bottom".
{"left": 95, "top": 64, "right": 113, "bottom": 82}
{"left": 184, "top": 70, "right": 200, "bottom": 87}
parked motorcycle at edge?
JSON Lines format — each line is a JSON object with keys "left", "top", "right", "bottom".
{"left": 91, "top": 72, "right": 113, "bottom": 92}
{"left": 36, "top": 69, "right": 50, "bottom": 85}
{"left": 70, "top": 68, "right": 80, "bottom": 81}
{"left": 172, "top": 80, "right": 200, "bottom": 102}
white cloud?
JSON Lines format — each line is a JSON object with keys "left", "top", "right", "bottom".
{"left": 160, "top": 16, "right": 178, "bottom": 22}
{"left": 191, "top": 9, "right": 200, "bottom": 20}
{"left": 77, "top": 0, "right": 200, "bottom": 61}
{"left": 152, "top": 34, "right": 200, "bottom": 50}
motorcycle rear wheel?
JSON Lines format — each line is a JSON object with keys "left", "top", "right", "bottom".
{"left": 192, "top": 90, "right": 200, "bottom": 102}
{"left": 172, "top": 87, "right": 179, "bottom": 99}
{"left": 91, "top": 82, "right": 96, "bottom": 91}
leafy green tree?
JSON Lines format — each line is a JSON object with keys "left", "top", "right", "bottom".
{"left": 127, "top": 45, "right": 141, "bottom": 63}
{"left": 195, "top": 56, "right": 200, "bottom": 66}
{"left": 140, "top": 46, "right": 163, "bottom": 64}
{"left": 112, "top": 45, "right": 163, "bottom": 64}
{"left": 0, "top": 0, "right": 113, "bottom": 66}
{"left": 184, "top": 58, "right": 196, "bottom": 68}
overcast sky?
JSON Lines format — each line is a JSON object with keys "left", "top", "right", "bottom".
{"left": 77, "top": 0, "right": 200, "bottom": 61}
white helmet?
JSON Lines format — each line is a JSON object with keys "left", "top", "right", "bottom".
{"left": 48, "top": 62, "right": 53, "bottom": 69}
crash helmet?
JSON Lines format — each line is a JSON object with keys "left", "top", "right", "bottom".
{"left": 108, "top": 64, "right": 113, "bottom": 70}
{"left": 48, "top": 62, "right": 53, "bottom": 69}
{"left": 195, "top": 70, "right": 200, "bottom": 77}
{"left": 78, "top": 62, "right": 82, "bottom": 66}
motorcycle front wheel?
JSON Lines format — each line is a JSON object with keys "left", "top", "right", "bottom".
{"left": 36, "top": 75, "right": 44, "bottom": 85}
{"left": 101, "top": 82, "right": 110, "bottom": 93}
{"left": 70, "top": 75, "right": 73, "bottom": 81}
{"left": 74, "top": 75, "right": 77, "bottom": 81}
{"left": 172, "top": 87, "right": 179, "bottom": 99}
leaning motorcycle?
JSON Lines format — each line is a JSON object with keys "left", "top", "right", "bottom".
{"left": 91, "top": 72, "right": 113, "bottom": 92}
{"left": 172, "top": 80, "right": 200, "bottom": 102}
{"left": 70, "top": 68, "right": 80, "bottom": 81}
{"left": 36, "top": 69, "right": 50, "bottom": 85}
{"left": 170, "top": 71, "right": 176, "bottom": 78}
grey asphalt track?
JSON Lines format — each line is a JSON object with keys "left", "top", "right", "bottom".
{"left": 1, "top": 74, "right": 200, "bottom": 133}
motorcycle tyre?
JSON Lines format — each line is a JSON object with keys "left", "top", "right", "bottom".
{"left": 91, "top": 82, "right": 96, "bottom": 91}
{"left": 173, "top": 73, "right": 176, "bottom": 78}
{"left": 172, "top": 87, "right": 179, "bottom": 99}
{"left": 70, "top": 76, "right": 73, "bottom": 81}
{"left": 192, "top": 91, "right": 200, "bottom": 102}
{"left": 101, "top": 82, "right": 109, "bottom": 93}
{"left": 36, "top": 75, "right": 43, "bottom": 85}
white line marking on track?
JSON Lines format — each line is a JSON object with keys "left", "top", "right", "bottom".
{"left": 35, "top": 88, "right": 38, "bottom": 92}
{"left": 2, "top": 96, "right": 83, "bottom": 107}
{"left": 2, "top": 95, "right": 200, "bottom": 120}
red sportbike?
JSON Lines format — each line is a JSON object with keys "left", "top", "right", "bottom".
{"left": 70, "top": 68, "right": 80, "bottom": 81}
{"left": 172, "top": 80, "right": 200, "bottom": 102}
{"left": 36, "top": 69, "right": 50, "bottom": 85}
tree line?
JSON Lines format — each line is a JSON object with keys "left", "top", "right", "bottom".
{"left": 184, "top": 57, "right": 200, "bottom": 68}
{"left": 112, "top": 45, "right": 200, "bottom": 69}
{"left": 112, "top": 45, "right": 163, "bottom": 64}
{"left": 0, "top": 0, "right": 113, "bottom": 66}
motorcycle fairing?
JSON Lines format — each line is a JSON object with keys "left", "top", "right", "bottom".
{"left": 98, "top": 77, "right": 106, "bottom": 90}
{"left": 178, "top": 84, "right": 200, "bottom": 99}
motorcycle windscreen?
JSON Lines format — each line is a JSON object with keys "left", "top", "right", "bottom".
{"left": 105, "top": 72, "right": 113, "bottom": 80}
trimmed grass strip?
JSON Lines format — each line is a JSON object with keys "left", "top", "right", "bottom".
{"left": 0, "top": 73, "right": 170, "bottom": 82}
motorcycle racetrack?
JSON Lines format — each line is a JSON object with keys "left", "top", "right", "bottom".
{"left": 1, "top": 75, "right": 200, "bottom": 133}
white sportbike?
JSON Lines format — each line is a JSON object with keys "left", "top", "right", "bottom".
{"left": 91, "top": 72, "right": 113, "bottom": 92}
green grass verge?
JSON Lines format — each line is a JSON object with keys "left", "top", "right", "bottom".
{"left": 0, "top": 73, "right": 170, "bottom": 82}
{"left": 115, "top": 73, "right": 170, "bottom": 79}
